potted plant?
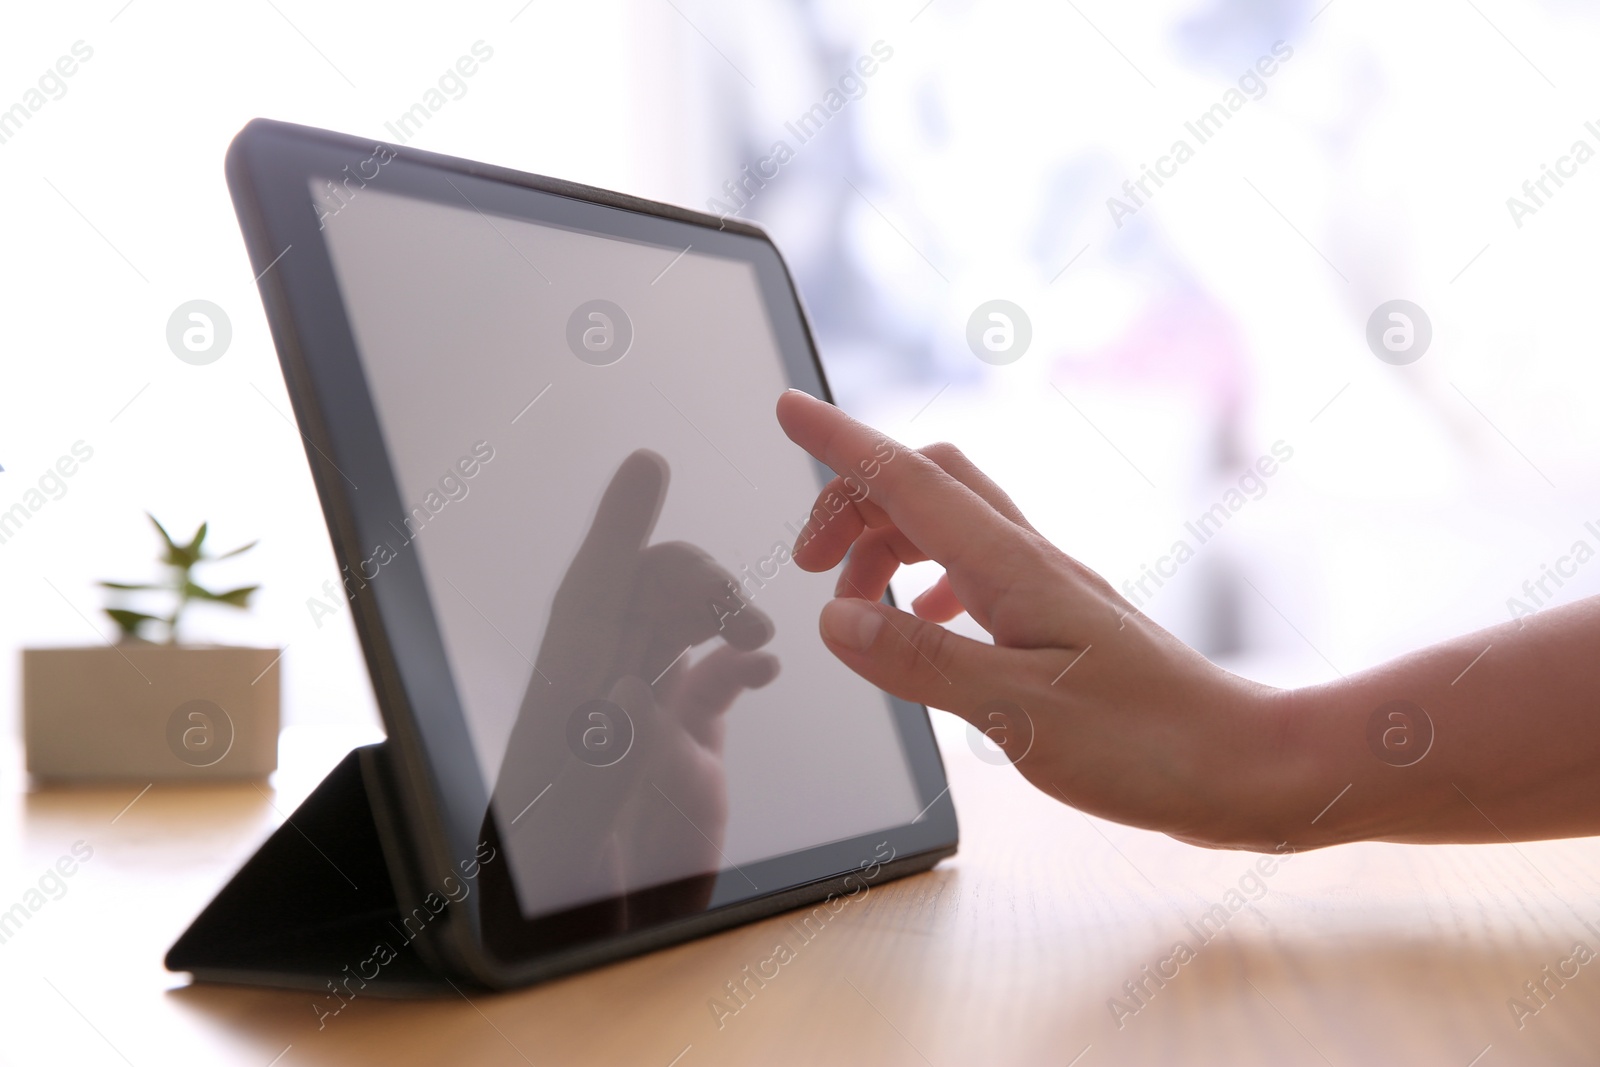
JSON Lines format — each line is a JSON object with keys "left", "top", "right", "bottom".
{"left": 23, "top": 515, "right": 280, "bottom": 781}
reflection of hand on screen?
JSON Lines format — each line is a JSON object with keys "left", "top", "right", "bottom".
{"left": 490, "top": 448, "right": 779, "bottom": 917}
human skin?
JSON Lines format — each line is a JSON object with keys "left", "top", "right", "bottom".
{"left": 775, "top": 389, "right": 1600, "bottom": 852}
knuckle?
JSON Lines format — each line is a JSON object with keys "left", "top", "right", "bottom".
{"left": 920, "top": 441, "right": 967, "bottom": 467}
{"left": 908, "top": 616, "right": 955, "bottom": 678}
{"left": 887, "top": 530, "right": 923, "bottom": 565}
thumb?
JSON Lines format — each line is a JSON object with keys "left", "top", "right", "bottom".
{"left": 817, "top": 597, "right": 1040, "bottom": 719}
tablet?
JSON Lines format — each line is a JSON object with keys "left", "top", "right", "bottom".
{"left": 218, "top": 120, "right": 957, "bottom": 988}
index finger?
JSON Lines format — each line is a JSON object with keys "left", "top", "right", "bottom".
{"left": 775, "top": 390, "right": 1031, "bottom": 581}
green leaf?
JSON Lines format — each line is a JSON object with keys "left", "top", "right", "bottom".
{"left": 105, "top": 608, "right": 162, "bottom": 637}
{"left": 132, "top": 515, "right": 262, "bottom": 636}
{"left": 147, "top": 513, "right": 181, "bottom": 553}
{"left": 185, "top": 582, "right": 259, "bottom": 608}
{"left": 148, "top": 513, "right": 196, "bottom": 569}
{"left": 208, "top": 539, "right": 259, "bottom": 561}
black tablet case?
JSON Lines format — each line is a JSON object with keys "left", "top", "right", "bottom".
{"left": 165, "top": 744, "right": 457, "bottom": 994}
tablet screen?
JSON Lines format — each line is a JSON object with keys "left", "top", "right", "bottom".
{"left": 317, "top": 181, "right": 923, "bottom": 923}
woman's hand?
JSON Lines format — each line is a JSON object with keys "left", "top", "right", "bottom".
{"left": 777, "top": 389, "right": 1293, "bottom": 851}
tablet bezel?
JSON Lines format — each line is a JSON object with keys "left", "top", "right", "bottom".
{"left": 223, "top": 118, "right": 958, "bottom": 987}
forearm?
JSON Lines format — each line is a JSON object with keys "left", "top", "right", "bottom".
{"left": 1270, "top": 596, "right": 1600, "bottom": 849}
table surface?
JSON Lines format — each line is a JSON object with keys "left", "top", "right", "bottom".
{"left": 2, "top": 717, "right": 1598, "bottom": 1067}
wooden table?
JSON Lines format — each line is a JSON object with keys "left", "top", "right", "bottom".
{"left": 2, "top": 717, "right": 1597, "bottom": 1066}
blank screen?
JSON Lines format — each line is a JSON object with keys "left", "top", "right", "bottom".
{"left": 317, "top": 181, "right": 922, "bottom": 919}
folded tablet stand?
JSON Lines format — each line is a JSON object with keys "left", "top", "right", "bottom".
{"left": 165, "top": 744, "right": 456, "bottom": 994}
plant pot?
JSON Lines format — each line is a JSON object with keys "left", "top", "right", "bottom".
{"left": 22, "top": 645, "right": 281, "bottom": 782}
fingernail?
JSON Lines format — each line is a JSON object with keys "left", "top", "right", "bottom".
{"left": 820, "top": 598, "right": 883, "bottom": 652}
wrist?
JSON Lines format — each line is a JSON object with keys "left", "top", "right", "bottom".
{"left": 1254, "top": 682, "right": 1343, "bottom": 850}
{"left": 1195, "top": 679, "right": 1336, "bottom": 852}
{"left": 1247, "top": 679, "right": 1441, "bottom": 851}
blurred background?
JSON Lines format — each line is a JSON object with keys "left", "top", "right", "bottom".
{"left": 3, "top": 0, "right": 1599, "bottom": 742}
